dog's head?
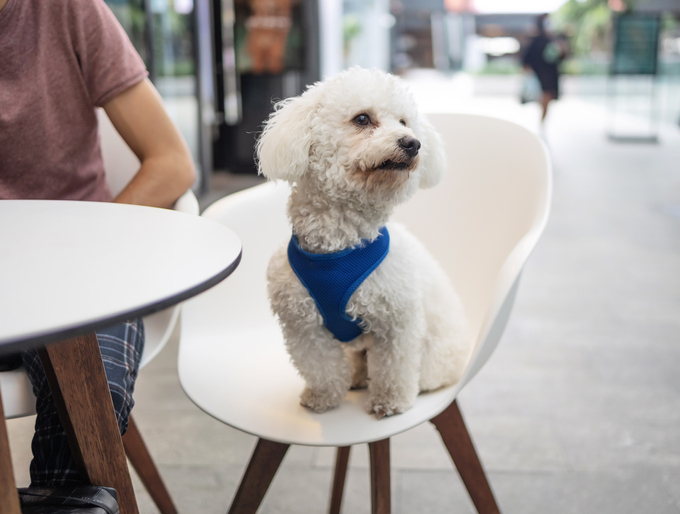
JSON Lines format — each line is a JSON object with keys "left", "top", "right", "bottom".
{"left": 256, "top": 67, "right": 446, "bottom": 202}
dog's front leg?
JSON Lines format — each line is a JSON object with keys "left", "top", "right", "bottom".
{"left": 283, "top": 325, "right": 353, "bottom": 413}
{"left": 269, "top": 251, "right": 353, "bottom": 413}
{"left": 365, "top": 329, "right": 422, "bottom": 419}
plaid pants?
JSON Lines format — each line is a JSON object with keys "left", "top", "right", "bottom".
{"left": 22, "top": 319, "right": 145, "bottom": 487}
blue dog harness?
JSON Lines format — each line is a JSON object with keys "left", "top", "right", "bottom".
{"left": 287, "top": 227, "right": 390, "bottom": 342}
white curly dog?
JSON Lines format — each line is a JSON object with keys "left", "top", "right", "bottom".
{"left": 258, "top": 67, "right": 472, "bottom": 419}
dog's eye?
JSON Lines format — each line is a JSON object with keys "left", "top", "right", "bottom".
{"left": 400, "top": 119, "right": 407, "bottom": 126}
{"left": 353, "top": 113, "right": 371, "bottom": 126}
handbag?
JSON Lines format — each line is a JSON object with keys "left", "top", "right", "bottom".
{"left": 519, "top": 71, "right": 541, "bottom": 104}
{"left": 18, "top": 486, "right": 119, "bottom": 514}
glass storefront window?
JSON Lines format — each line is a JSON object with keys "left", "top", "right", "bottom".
{"left": 105, "top": 0, "right": 202, "bottom": 189}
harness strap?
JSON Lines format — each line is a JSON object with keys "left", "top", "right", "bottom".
{"left": 287, "top": 227, "right": 390, "bottom": 342}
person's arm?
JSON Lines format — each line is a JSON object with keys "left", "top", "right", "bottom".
{"left": 103, "top": 78, "right": 196, "bottom": 208}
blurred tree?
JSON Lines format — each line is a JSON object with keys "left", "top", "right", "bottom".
{"left": 552, "top": 0, "right": 618, "bottom": 56}
{"left": 553, "top": 0, "right": 678, "bottom": 74}
{"left": 343, "top": 14, "right": 362, "bottom": 61}
{"left": 551, "top": 0, "right": 647, "bottom": 73}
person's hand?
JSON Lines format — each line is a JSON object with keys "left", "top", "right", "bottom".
{"left": 103, "top": 79, "right": 196, "bottom": 208}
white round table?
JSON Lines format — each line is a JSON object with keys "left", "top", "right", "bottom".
{"left": 0, "top": 200, "right": 242, "bottom": 514}
{"left": 0, "top": 200, "right": 241, "bottom": 351}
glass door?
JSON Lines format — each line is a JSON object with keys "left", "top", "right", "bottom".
{"left": 105, "top": 0, "right": 210, "bottom": 191}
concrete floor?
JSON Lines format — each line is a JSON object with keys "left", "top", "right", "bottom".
{"left": 8, "top": 74, "right": 680, "bottom": 513}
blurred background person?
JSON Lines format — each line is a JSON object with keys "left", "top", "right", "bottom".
{"left": 522, "top": 13, "right": 570, "bottom": 123}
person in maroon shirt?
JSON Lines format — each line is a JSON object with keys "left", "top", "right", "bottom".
{"left": 0, "top": 0, "right": 195, "bottom": 490}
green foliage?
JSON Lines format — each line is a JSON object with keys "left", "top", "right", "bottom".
{"left": 560, "top": 57, "right": 610, "bottom": 74}
{"left": 157, "top": 59, "right": 195, "bottom": 76}
{"left": 343, "top": 15, "right": 362, "bottom": 46}
{"left": 661, "top": 12, "right": 678, "bottom": 33}
{"left": 552, "top": 0, "right": 615, "bottom": 56}
{"left": 342, "top": 14, "right": 362, "bottom": 57}
{"left": 552, "top": 0, "right": 679, "bottom": 75}
{"left": 129, "top": 5, "right": 146, "bottom": 36}
{"left": 478, "top": 58, "right": 522, "bottom": 75}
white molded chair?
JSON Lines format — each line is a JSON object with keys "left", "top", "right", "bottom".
{"left": 178, "top": 113, "right": 552, "bottom": 514}
{"left": 0, "top": 109, "right": 199, "bottom": 514}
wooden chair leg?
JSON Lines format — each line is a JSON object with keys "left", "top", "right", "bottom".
{"left": 430, "top": 400, "right": 500, "bottom": 514}
{"left": 329, "top": 446, "right": 351, "bottom": 514}
{"left": 0, "top": 384, "right": 21, "bottom": 514}
{"left": 123, "top": 415, "right": 177, "bottom": 514}
{"left": 368, "top": 439, "right": 390, "bottom": 514}
{"left": 228, "top": 438, "right": 289, "bottom": 514}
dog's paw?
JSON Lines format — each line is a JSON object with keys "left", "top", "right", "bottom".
{"left": 300, "top": 386, "right": 344, "bottom": 413}
{"left": 366, "top": 395, "right": 410, "bottom": 419}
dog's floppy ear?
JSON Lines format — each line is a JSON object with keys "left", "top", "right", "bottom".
{"left": 256, "top": 94, "right": 316, "bottom": 182}
{"left": 416, "top": 116, "right": 447, "bottom": 189}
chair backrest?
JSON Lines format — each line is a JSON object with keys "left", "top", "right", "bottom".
{"left": 97, "top": 108, "right": 200, "bottom": 368}
{"left": 392, "top": 113, "right": 551, "bottom": 387}
{"left": 198, "top": 181, "right": 290, "bottom": 337}
{"left": 0, "top": 111, "right": 199, "bottom": 420}
{"left": 179, "top": 113, "right": 550, "bottom": 445}
{"left": 198, "top": 112, "right": 551, "bottom": 390}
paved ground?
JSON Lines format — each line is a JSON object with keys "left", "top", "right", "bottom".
{"left": 8, "top": 72, "right": 680, "bottom": 513}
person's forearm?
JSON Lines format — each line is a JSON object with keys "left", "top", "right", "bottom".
{"left": 103, "top": 79, "right": 197, "bottom": 208}
{"left": 114, "top": 154, "right": 195, "bottom": 208}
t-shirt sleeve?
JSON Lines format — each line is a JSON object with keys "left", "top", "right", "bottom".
{"left": 68, "top": 0, "right": 149, "bottom": 107}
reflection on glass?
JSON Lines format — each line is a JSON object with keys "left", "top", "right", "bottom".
{"left": 342, "top": 0, "right": 391, "bottom": 71}
{"left": 106, "top": 0, "right": 151, "bottom": 67}
{"left": 106, "top": 0, "right": 201, "bottom": 186}
{"left": 233, "top": 0, "right": 305, "bottom": 75}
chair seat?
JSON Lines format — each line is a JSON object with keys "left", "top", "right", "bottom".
{"left": 0, "top": 370, "right": 35, "bottom": 419}
{"left": 179, "top": 319, "right": 467, "bottom": 447}
{"left": 0, "top": 294, "right": 183, "bottom": 420}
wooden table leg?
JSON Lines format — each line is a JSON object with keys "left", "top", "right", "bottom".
{"left": 39, "top": 332, "right": 139, "bottom": 514}
{"left": 0, "top": 384, "right": 21, "bottom": 514}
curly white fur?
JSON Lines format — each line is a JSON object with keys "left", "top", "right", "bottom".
{"left": 258, "top": 67, "right": 472, "bottom": 418}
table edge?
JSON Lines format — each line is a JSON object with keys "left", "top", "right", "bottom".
{"left": 0, "top": 250, "right": 242, "bottom": 354}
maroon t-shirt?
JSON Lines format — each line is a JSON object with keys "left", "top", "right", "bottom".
{"left": 0, "top": 0, "right": 148, "bottom": 201}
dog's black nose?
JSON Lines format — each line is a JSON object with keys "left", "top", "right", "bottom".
{"left": 399, "top": 136, "right": 421, "bottom": 158}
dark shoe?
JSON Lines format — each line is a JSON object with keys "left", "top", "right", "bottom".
{"left": 0, "top": 352, "right": 23, "bottom": 371}
{"left": 18, "top": 485, "right": 119, "bottom": 514}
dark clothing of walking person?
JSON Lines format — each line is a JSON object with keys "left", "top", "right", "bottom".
{"left": 522, "top": 14, "right": 568, "bottom": 122}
